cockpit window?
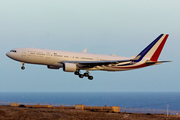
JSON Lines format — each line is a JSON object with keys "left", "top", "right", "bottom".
{"left": 10, "top": 50, "right": 17, "bottom": 53}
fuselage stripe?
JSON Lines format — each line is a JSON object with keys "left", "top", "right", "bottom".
{"left": 109, "top": 63, "right": 147, "bottom": 69}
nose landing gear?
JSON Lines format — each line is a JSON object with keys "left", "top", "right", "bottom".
{"left": 21, "top": 62, "right": 25, "bottom": 70}
{"left": 74, "top": 70, "right": 93, "bottom": 80}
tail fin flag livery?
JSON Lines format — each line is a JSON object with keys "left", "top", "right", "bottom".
{"left": 6, "top": 34, "right": 170, "bottom": 80}
{"left": 133, "top": 34, "right": 169, "bottom": 62}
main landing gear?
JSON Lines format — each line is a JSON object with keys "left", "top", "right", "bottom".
{"left": 21, "top": 62, "right": 25, "bottom": 70}
{"left": 74, "top": 70, "right": 93, "bottom": 80}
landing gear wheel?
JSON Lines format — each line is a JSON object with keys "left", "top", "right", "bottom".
{"left": 84, "top": 72, "right": 89, "bottom": 77}
{"left": 88, "top": 76, "right": 93, "bottom": 80}
{"left": 74, "top": 71, "right": 79, "bottom": 75}
{"left": 79, "top": 74, "right": 84, "bottom": 78}
{"left": 21, "top": 66, "right": 25, "bottom": 70}
{"left": 21, "top": 62, "right": 25, "bottom": 70}
{"left": 74, "top": 70, "right": 80, "bottom": 75}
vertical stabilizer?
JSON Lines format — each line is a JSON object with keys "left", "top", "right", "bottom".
{"left": 134, "top": 34, "right": 169, "bottom": 62}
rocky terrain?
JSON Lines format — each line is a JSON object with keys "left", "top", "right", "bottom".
{"left": 0, "top": 105, "right": 179, "bottom": 120}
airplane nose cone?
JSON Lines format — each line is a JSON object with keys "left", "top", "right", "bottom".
{"left": 6, "top": 52, "right": 9, "bottom": 57}
{"left": 6, "top": 52, "right": 11, "bottom": 58}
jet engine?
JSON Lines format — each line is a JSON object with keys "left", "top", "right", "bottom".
{"left": 47, "top": 65, "right": 60, "bottom": 69}
{"left": 63, "top": 63, "right": 77, "bottom": 72}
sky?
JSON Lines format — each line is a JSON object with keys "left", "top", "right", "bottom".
{"left": 0, "top": 0, "right": 180, "bottom": 92}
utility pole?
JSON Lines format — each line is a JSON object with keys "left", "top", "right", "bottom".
{"left": 167, "top": 105, "right": 169, "bottom": 117}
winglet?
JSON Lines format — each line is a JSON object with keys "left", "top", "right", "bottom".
{"left": 82, "top": 49, "right": 87, "bottom": 53}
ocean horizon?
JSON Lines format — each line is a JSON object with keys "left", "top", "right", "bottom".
{"left": 0, "top": 92, "right": 180, "bottom": 111}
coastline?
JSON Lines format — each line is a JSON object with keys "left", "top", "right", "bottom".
{"left": 0, "top": 105, "right": 179, "bottom": 120}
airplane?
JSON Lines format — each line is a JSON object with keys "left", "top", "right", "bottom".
{"left": 6, "top": 34, "right": 170, "bottom": 80}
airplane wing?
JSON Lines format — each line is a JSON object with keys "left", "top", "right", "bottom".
{"left": 60, "top": 59, "right": 132, "bottom": 68}
{"left": 59, "top": 60, "right": 170, "bottom": 68}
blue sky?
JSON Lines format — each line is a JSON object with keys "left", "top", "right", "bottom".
{"left": 0, "top": 0, "right": 179, "bottom": 92}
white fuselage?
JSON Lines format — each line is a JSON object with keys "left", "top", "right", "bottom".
{"left": 7, "top": 48, "right": 144, "bottom": 71}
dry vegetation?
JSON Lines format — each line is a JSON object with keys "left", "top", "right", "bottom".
{"left": 0, "top": 105, "right": 179, "bottom": 120}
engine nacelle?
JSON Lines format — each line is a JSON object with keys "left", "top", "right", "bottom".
{"left": 47, "top": 65, "right": 60, "bottom": 69}
{"left": 63, "top": 63, "right": 77, "bottom": 72}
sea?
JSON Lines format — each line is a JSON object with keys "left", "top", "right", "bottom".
{"left": 0, "top": 92, "right": 180, "bottom": 111}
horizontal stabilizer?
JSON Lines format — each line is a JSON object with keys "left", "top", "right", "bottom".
{"left": 145, "top": 60, "right": 171, "bottom": 66}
